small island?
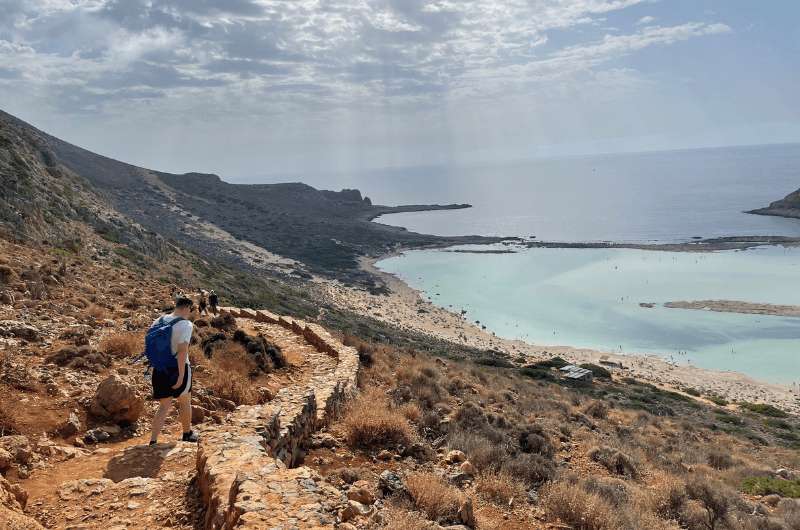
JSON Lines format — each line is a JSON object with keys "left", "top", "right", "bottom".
{"left": 664, "top": 300, "right": 800, "bottom": 317}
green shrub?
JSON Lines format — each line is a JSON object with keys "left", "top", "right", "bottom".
{"left": 534, "top": 356, "right": 569, "bottom": 369}
{"left": 579, "top": 363, "right": 612, "bottom": 379}
{"left": 742, "top": 477, "right": 800, "bottom": 498}
{"left": 706, "top": 394, "right": 729, "bottom": 406}
{"left": 519, "top": 367, "right": 555, "bottom": 381}
{"left": 740, "top": 402, "right": 788, "bottom": 418}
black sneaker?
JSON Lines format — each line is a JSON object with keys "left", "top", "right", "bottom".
{"left": 181, "top": 431, "right": 198, "bottom": 443}
{"left": 149, "top": 440, "right": 158, "bottom": 446}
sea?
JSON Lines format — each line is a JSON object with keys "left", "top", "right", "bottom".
{"left": 262, "top": 144, "right": 800, "bottom": 384}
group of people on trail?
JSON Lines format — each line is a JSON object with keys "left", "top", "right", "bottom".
{"left": 144, "top": 287, "right": 221, "bottom": 446}
{"left": 197, "top": 288, "right": 219, "bottom": 316}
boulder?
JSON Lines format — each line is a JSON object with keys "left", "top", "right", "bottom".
{"left": 378, "top": 470, "right": 406, "bottom": 496}
{"left": 340, "top": 500, "right": 373, "bottom": 522}
{"left": 402, "top": 442, "right": 435, "bottom": 461}
{"left": 0, "top": 320, "right": 39, "bottom": 342}
{"left": 0, "top": 448, "right": 11, "bottom": 472}
{"left": 347, "top": 485, "right": 375, "bottom": 505}
{"left": 0, "top": 474, "right": 28, "bottom": 511}
{"left": 89, "top": 375, "right": 144, "bottom": 425}
{"left": 58, "top": 412, "right": 82, "bottom": 437}
{"left": 0, "top": 435, "right": 33, "bottom": 465}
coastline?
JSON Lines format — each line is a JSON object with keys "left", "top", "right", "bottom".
{"left": 316, "top": 249, "right": 800, "bottom": 415}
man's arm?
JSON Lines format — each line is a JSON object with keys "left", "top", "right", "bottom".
{"left": 172, "top": 342, "right": 189, "bottom": 389}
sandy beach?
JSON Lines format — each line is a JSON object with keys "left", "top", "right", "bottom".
{"left": 315, "top": 253, "right": 800, "bottom": 415}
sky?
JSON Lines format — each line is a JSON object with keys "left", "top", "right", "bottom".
{"left": 1, "top": 0, "right": 799, "bottom": 179}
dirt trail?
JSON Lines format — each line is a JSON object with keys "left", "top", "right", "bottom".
{"left": 18, "top": 314, "right": 340, "bottom": 529}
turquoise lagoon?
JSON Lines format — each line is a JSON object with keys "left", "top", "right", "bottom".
{"left": 377, "top": 245, "right": 800, "bottom": 384}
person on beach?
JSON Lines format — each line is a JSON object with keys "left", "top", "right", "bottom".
{"left": 148, "top": 296, "right": 198, "bottom": 445}
{"left": 208, "top": 290, "right": 219, "bottom": 315}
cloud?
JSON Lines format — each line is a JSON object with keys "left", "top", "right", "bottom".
{"left": 0, "top": 0, "right": 733, "bottom": 117}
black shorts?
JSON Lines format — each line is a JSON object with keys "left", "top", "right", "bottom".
{"left": 152, "top": 364, "right": 192, "bottom": 400}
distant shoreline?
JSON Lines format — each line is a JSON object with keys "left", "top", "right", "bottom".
{"left": 314, "top": 251, "right": 800, "bottom": 415}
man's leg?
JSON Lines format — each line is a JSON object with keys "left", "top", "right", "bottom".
{"left": 177, "top": 392, "right": 192, "bottom": 433}
{"left": 150, "top": 398, "right": 174, "bottom": 444}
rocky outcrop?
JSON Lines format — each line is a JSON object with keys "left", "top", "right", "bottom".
{"left": 1, "top": 475, "right": 43, "bottom": 529}
{"left": 748, "top": 188, "right": 800, "bottom": 219}
{"left": 89, "top": 374, "right": 145, "bottom": 424}
{"left": 196, "top": 308, "right": 361, "bottom": 529}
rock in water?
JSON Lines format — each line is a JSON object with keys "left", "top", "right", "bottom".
{"left": 89, "top": 375, "right": 144, "bottom": 425}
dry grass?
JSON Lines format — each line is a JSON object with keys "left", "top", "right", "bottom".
{"left": 0, "top": 397, "right": 20, "bottom": 435}
{"left": 398, "top": 402, "right": 422, "bottom": 423}
{"left": 86, "top": 303, "right": 105, "bottom": 319}
{"left": 405, "top": 472, "right": 465, "bottom": 522}
{"left": 588, "top": 445, "right": 639, "bottom": 478}
{"left": 100, "top": 332, "right": 141, "bottom": 358}
{"left": 343, "top": 389, "right": 415, "bottom": 449}
{"left": 541, "top": 480, "right": 617, "bottom": 530}
{"left": 475, "top": 471, "right": 527, "bottom": 506}
{"left": 206, "top": 342, "right": 259, "bottom": 405}
{"left": 382, "top": 509, "right": 433, "bottom": 530}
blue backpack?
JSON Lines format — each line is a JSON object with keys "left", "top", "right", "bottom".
{"left": 144, "top": 316, "right": 183, "bottom": 372}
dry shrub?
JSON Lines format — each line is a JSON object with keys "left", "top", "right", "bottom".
{"left": 0, "top": 265, "right": 16, "bottom": 284}
{"left": 684, "top": 477, "right": 736, "bottom": 530}
{"left": 405, "top": 472, "right": 465, "bottom": 522}
{"left": 382, "top": 509, "right": 433, "bottom": 530}
{"left": 542, "top": 479, "right": 674, "bottom": 530}
{"left": 588, "top": 445, "right": 639, "bottom": 478}
{"left": 541, "top": 480, "right": 616, "bottom": 530}
{"left": 502, "top": 453, "right": 556, "bottom": 487}
{"left": 448, "top": 430, "right": 506, "bottom": 472}
{"left": 86, "top": 304, "right": 105, "bottom": 319}
{"left": 398, "top": 402, "right": 422, "bottom": 423}
{"left": 100, "top": 332, "right": 141, "bottom": 358}
{"left": 706, "top": 449, "right": 735, "bottom": 470}
{"left": 0, "top": 398, "right": 20, "bottom": 435}
{"left": 395, "top": 358, "right": 444, "bottom": 409}
{"left": 584, "top": 400, "right": 610, "bottom": 419}
{"left": 519, "top": 423, "right": 555, "bottom": 457}
{"left": 206, "top": 342, "right": 258, "bottom": 405}
{"left": 343, "top": 389, "right": 415, "bottom": 449}
{"left": 476, "top": 471, "right": 527, "bottom": 506}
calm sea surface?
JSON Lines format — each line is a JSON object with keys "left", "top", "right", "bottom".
{"left": 260, "top": 145, "right": 800, "bottom": 383}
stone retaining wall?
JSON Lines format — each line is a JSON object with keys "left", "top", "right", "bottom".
{"left": 196, "top": 308, "right": 361, "bottom": 529}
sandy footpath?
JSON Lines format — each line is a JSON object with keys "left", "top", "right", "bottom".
{"left": 315, "top": 255, "right": 800, "bottom": 415}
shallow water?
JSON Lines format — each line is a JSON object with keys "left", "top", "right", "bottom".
{"left": 377, "top": 246, "right": 800, "bottom": 384}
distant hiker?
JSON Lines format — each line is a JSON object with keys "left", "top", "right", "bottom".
{"left": 146, "top": 296, "right": 198, "bottom": 445}
{"left": 198, "top": 289, "right": 208, "bottom": 316}
{"left": 208, "top": 290, "right": 219, "bottom": 315}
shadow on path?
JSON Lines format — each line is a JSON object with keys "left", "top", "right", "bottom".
{"left": 104, "top": 442, "right": 176, "bottom": 482}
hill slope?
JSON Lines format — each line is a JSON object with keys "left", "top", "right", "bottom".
{"left": 0, "top": 109, "right": 496, "bottom": 286}
{"left": 748, "top": 188, "right": 800, "bottom": 219}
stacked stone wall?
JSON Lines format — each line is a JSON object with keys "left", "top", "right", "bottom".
{"left": 198, "top": 308, "right": 362, "bottom": 529}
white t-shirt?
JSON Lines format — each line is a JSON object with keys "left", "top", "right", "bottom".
{"left": 152, "top": 314, "right": 193, "bottom": 367}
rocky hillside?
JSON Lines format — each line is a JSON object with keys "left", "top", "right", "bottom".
{"left": 0, "top": 109, "right": 495, "bottom": 287}
{"left": 748, "top": 188, "right": 800, "bottom": 219}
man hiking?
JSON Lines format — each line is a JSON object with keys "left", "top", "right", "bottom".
{"left": 208, "top": 290, "right": 219, "bottom": 315}
{"left": 147, "top": 296, "right": 198, "bottom": 445}
{"left": 197, "top": 289, "right": 208, "bottom": 316}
